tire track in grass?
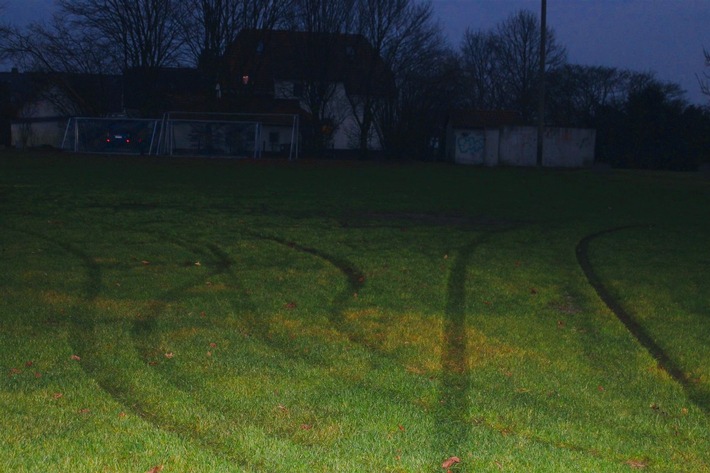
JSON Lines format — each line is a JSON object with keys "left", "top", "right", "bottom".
{"left": 434, "top": 238, "right": 479, "bottom": 460}
{"left": 576, "top": 225, "right": 709, "bottom": 417}
{"left": 249, "top": 232, "right": 366, "bottom": 340}
{"left": 10, "top": 226, "right": 265, "bottom": 470}
{"left": 123, "top": 229, "right": 414, "bottom": 469}
{"left": 256, "top": 228, "right": 635, "bottom": 466}
{"left": 432, "top": 229, "right": 651, "bottom": 468}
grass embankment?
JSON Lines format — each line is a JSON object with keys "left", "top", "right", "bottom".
{"left": 1, "top": 152, "right": 708, "bottom": 472}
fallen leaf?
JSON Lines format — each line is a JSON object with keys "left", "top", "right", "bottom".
{"left": 141, "top": 260, "right": 150, "bottom": 265}
{"left": 398, "top": 424, "right": 405, "bottom": 431}
{"left": 34, "top": 372, "right": 42, "bottom": 378}
{"left": 194, "top": 261, "right": 201, "bottom": 266}
{"left": 164, "top": 352, "right": 174, "bottom": 359}
{"left": 650, "top": 403, "right": 659, "bottom": 410}
{"left": 118, "top": 412, "right": 127, "bottom": 418}
{"left": 483, "top": 301, "right": 492, "bottom": 306}
{"left": 557, "top": 320, "right": 565, "bottom": 328}
{"left": 284, "top": 301, "right": 297, "bottom": 309}
{"left": 200, "top": 311, "right": 206, "bottom": 317}
{"left": 146, "top": 465, "right": 164, "bottom": 473}
{"left": 209, "top": 342, "right": 217, "bottom": 348}
{"left": 53, "top": 392, "right": 63, "bottom": 399}
{"left": 530, "top": 287, "right": 538, "bottom": 294}
{"left": 9, "top": 368, "right": 21, "bottom": 376}
{"left": 442, "top": 456, "right": 461, "bottom": 469}
{"left": 443, "top": 254, "right": 448, "bottom": 259}
{"left": 207, "top": 351, "right": 212, "bottom": 357}
{"left": 598, "top": 385, "right": 605, "bottom": 391}
{"left": 70, "top": 354, "right": 81, "bottom": 361}
{"left": 25, "top": 361, "right": 34, "bottom": 367}
{"left": 78, "top": 408, "right": 90, "bottom": 414}
{"left": 300, "top": 424, "right": 313, "bottom": 430}
{"left": 148, "top": 361, "right": 158, "bottom": 366}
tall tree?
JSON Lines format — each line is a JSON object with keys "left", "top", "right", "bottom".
{"left": 370, "top": 1, "right": 454, "bottom": 159}
{"left": 180, "top": 0, "right": 291, "bottom": 68}
{"left": 459, "top": 9, "right": 566, "bottom": 120}
{"left": 545, "top": 64, "right": 628, "bottom": 126}
{"left": 459, "top": 29, "right": 504, "bottom": 110}
{"left": 58, "top": 0, "right": 185, "bottom": 70}
{"left": 288, "top": 0, "right": 356, "bottom": 154}
{"left": 349, "top": 0, "right": 437, "bottom": 155}
{"left": 698, "top": 48, "right": 710, "bottom": 100}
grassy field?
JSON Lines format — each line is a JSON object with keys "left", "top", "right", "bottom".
{"left": 1, "top": 151, "right": 708, "bottom": 472}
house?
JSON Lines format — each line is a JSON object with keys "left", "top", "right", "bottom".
{"left": 223, "top": 29, "right": 394, "bottom": 154}
{"left": 446, "top": 109, "right": 596, "bottom": 167}
{"left": 1, "top": 69, "right": 123, "bottom": 148}
{"left": 5, "top": 30, "right": 393, "bottom": 157}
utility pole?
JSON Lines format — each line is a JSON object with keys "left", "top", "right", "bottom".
{"left": 536, "top": 0, "right": 547, "bottom": 167}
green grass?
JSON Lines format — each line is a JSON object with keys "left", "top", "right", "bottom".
{"left": 1, "top": 151, "right": 708, "bottom": 472}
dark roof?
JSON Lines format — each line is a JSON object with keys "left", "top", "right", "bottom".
{"left": 448, "top": 110, "right": 524, "bottom": 129}
{"left": 0, "top": 70, "right": 123, "bottom": 117}
{"left": 224, "top": 29, "right": 394, "bottom": 97}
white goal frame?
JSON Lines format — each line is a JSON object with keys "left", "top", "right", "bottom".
{"left": 61, "top": 117, "right": 160, "bottom": 155}
{"left": 155, "top": 111, "right": 300, "bottom": 160}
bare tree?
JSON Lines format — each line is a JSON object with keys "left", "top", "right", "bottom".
{"left": 545, "top": 64, "right": 628, "bottom": 126}
{"left": 351, "top": 0, "right": 441, "bottom": 155}
{"left": 370, "top": 1, "right": 454, "bottom": 158}
{"left": 288, "top": 0, "right": 356, "bottom": 154}
{"left": 699, "top": 48, "right": 710, "bottom": 99}
{"left": 180, "top": 0, "right": 291, "bottom": 67}
{"left": 459, "top": 9, "right": 566, "bottom": 120}
{"left": 459, "top": 29, "right": 505, "bottom": 110}
{"left": 4, "top": 13, "right": 117, "bottom": 75}
{"left": 58, "top": 0, "right": 185, "bottom": 70}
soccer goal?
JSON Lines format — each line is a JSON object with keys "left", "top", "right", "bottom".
{"left": 61, "top": 117, "right": 160, "bottom": 155}
{"left": 155, "top": 111, "right": 300, "bottom": 160}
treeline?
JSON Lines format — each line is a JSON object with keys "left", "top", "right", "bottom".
{"left": 1, "top": 0, "right": 709, "bottom": 169}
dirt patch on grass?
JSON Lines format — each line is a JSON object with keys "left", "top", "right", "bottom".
{"left": 342, "top": 211, "right": 525, "bottom": 230}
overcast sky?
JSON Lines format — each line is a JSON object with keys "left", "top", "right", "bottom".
{"left": 3, "top": 0, "right": 709, "bottom": 104}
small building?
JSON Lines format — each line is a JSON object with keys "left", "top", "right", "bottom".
{"left": 446, "top": 109, "right": 596, "bottom": 167}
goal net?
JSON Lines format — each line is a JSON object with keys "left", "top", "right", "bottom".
{"left": 61, "top": 112, "right": 300, "bottom": 160}
{"left": 61, "top": 117, "right": 160, "bottom": 155}
{"left": 155, "top": 111, "right": 300, "bottom": 160}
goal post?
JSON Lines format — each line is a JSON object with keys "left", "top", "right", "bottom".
{"left": 61, "top": 117, "right": 160, "bottom": 155}
{"left": 156, "top": 111, "right": 300, "bottom": 160}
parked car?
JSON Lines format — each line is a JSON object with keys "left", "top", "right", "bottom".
{"left": 105, "top": 130, "right": 134, "bottom": 146}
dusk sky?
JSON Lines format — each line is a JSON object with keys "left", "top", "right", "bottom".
{"left": 3, "top": 0, "right": 709, "bottom": 104}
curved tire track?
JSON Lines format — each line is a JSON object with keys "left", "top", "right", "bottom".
{"left": 576, "top": 225, "right": 708, "bottom": 416}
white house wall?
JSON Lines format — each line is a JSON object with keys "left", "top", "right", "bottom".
{"left": 275, "top": 80, "right": 381, "bottom": 151}
{"left": 11, "top": 120, "right": 66, "bottom": 148}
